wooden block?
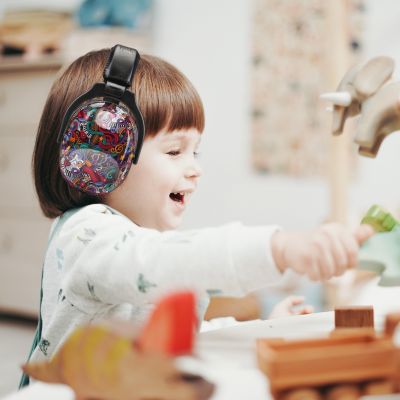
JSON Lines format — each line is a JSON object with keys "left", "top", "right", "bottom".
{"left": 334, "top": 306, "right": 374, "bottom": 328}
{"left": 325, "top": 384, "right": 361, "bottom": 400}
{"left": 204, "top": 294, "right": 261, "bottom": 321}
{"left": 256, "top": 333, "right": 396, "bottom": 392}
{"left": 330, "top": 327, "right": 376, "bottom": 339}
{"left": 363, "top": 379, "right": 394, "bottom": 395}
{"left": 384, "top": 312, "right": 400, "bottom": 337}
{"left": 279, "top": 388, "right": 322, "bottom": 400}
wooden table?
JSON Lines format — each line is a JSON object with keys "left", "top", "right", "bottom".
{"left": 2, "top": 311, "right": 390, "bottom": 400}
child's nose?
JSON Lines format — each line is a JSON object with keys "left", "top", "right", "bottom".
{"left": 185, "top": 158, "right": 202, "bottom": 179}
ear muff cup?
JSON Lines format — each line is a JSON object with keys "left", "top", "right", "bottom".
{"left": 60, "top": 99, "right": 139, "bottom": 195}
{"left": 58, "top": 45, "right": 144, "bottom": 195}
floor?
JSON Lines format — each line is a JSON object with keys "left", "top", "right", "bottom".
{"left": 0, "top": 316, "right": 36, "bottom": 397}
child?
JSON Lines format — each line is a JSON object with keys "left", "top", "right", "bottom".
{"left": 28, "top": 46, "right": 373, "bottom": 367}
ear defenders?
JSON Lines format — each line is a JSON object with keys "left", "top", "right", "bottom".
{"left": 58, "top": 44, "right": 145, "bottom": 195}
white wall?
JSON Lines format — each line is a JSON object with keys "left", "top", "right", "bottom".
{"left": 4, "top": 0, "right": 399, "bottom": 229}
{"left": 152, "top": 0, "right": 400, "bottom": 230}
{"left": 153, "top": 0, "right": 329, "bottom": 230}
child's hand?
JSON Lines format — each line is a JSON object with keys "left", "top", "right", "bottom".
{"left": 271, "top": 223, "right": 374, "bottom": 281}
{"left": 268, "top": 295, "right": 314, "bottom": 319}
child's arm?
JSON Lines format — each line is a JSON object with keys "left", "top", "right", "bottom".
{"left": 57, "top": 206, "right": 374, "bottom": 308}
{"left": 57, "top": 205, "right": 283, "bottom": 305}
{"left": 271, "top": 223, "right": 374, "bottom": 281}
{"left": 205, "top": 294, "right": 314, "bottom": 321}
{"left": 268, "top": 295, "right": 314, "bottom": 319}
{"left": 204, "top": 294, "right": 261, "bottom": 321}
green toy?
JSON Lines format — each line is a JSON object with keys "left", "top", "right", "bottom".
{"left": 358, "top": 205, "right": 400, "bottom": 286}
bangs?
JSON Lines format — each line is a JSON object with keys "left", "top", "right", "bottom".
{"left": 134, "top": 55, "right": 205, "bottom": 136}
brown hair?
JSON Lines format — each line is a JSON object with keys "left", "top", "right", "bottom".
{"left": 33, "top": 49, "right": 205, "bottom": 218}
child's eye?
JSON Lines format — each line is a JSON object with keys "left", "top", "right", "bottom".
{"left": 167, "top": 150, "right": 180, "bottom": 156}
{"left": 194, "top": 151, "right": 200, "bottom": 158}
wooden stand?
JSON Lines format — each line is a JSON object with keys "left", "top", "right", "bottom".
{"left": 324, "top": 0, "right": 352, "bottom": 224}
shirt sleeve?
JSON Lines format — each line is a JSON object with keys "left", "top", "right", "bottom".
{"left": 56, "top": 204, "right": 283, "bottom": 308}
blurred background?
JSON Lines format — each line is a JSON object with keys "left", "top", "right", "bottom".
{"left": 1, "top": 0, "right": 400, "bottom": 395}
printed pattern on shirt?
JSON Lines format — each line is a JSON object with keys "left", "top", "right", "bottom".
{"left": 39, "top": 338, "right": 50, "bottom": 356}
{"left": 77, "top": 227, "right": 97, "bottom": 245}
{"left": 56, "top": 248, "right": 64, "bottom": 270}
{"left": 114, "top": 230, "right": 135, "bottom": 250}
{"left": 87, "top": 281, "right": 100, "bottom": 301}
{"left": 137, "top": 273, "right": 157, "bottom": 293}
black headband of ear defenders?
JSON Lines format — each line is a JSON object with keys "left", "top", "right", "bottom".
{"left": 103, "top": 44, "right": 140, "bottom": 98}
{"left": 57, "top": 44, "right": 144, "bottom": 148}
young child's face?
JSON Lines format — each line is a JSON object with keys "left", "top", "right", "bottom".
{"left": 106, "top": 129, "right": 202, "bottom": 230}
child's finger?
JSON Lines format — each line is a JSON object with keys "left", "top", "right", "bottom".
{"left": 321, "top": 230, "right": 348, "bottom": 276}
{"left": 337, "top": 234, "right": 358, "bottom": 269}
{"left": 307, "top": 259, "right": 322, "bottom": 281}
{"left": 302, "top": 305, "right": 314, "bottom": 314}
{"left": 314, "top": 238, "right": 335, "bottom": 280}
{"left": 288, "top": 295, "right": 305, "bottom": 305}
{"left": 295, "top": 305, "right": 314, "bottom": 315}
{"left": 353, "top": 224, "right": 375, "bottom": 245}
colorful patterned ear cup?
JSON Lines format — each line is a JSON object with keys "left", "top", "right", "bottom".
{"left": 60, "top": 99, "right": 138, "bottom": 194}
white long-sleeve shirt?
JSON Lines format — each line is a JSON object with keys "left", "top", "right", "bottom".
{"left": 30, "top": 203, "right": 282, "bottom": 362}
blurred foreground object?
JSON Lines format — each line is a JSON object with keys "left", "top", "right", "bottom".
{"left": 361, "top": 204, "right": 399, "bottom": 233}
{"left": 22, "top": 291, "right": 214, "bottom": 400}
{"left": 257, "top": 311, "right": 400, "bottom": 399}
{"left": 77, "top": 0, "right": 152, "bottom": 30}
{"left": 137, "top": 290, "right": 197, "bottom": 355}
{"left": 0, "top": 9, "right": 72, "bottom": 57}
{"left": 334, "top": 305, "right": 374, "bottom": 329}
{"left": 205, "top": 293, "right": 262, "bottom": 322}
{"left": 321, "top": 56, "right": 400, "bottom": 157}
{"left": 358, "top": 205, "right": 400, "bottom": 286}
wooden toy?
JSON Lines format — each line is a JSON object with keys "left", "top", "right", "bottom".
{"left": 385, "top": 313, "right": 400, "bottom": 337}
{"left": 334, "top": 306, "right": 374, "bottom": 329}
{"left": 320, "top": 56, "right": 399, "bottom": 158}
{"left": 256, "top": 312, "right": 400, "bottom": 400}
{"left": 137, "top": 290, "right": 197, "bottom": 355}
{"left": 361, "top": 205, "right": 399, "bottom": 233}
{"left": 363, "top": 379, "right": 395, "bottom": 395}
{"left": 0, "top": 10, "right": 72, "bottom": 56}
{"left": 358, "top": 205, "right": 400, "bottom": 286}
{"left": 325, "top": 384, "right": 361, "bottom": 400}
{"left": 280, "top": 388, "right": 322, "bottom": 400}
{"left": 205, "top": 293, "right": 262, "bottom": 321}
{"left": 22, "top": 291, "right": 215, "bottom": 400}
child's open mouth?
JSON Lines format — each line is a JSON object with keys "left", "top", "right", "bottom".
{"left": 169, "top": 192, "right": 185, "bottom": 205}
